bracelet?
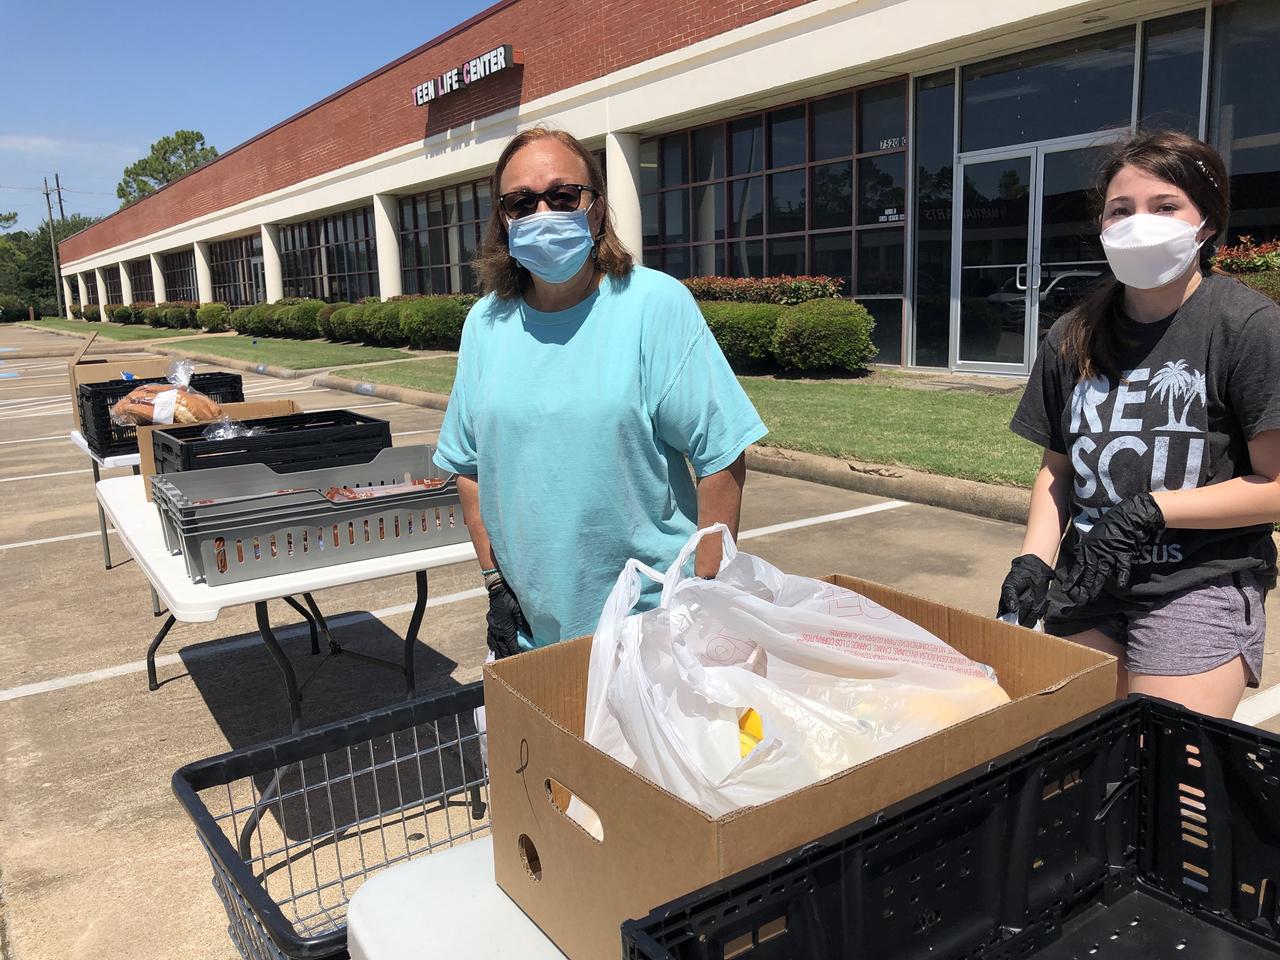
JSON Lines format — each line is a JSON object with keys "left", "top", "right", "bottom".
{"left": 484, "top": 571, "right": 505, "bottom": 592}
{"left": 480, "top": 566, "right": 499, "bottom": 576}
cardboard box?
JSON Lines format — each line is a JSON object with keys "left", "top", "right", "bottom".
{"left": 136, "top": 399, "right": 303, "bottom": 500}
{"left": 66, "top": 335, "right": 171, "bottom": 434}
{"left": 483, "top": 574, "right": 1117, "bottom": 960}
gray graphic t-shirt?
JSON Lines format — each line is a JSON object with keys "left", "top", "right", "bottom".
{"left": 1012, "top": 274, "right": 1280, "bottom": 617}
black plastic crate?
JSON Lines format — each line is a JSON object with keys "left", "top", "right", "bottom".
{"left": 625, "top": 697, "right": 1280, "bottom": 959}
{"left": 172, "top": 683, "right": 488, "bottom": 960}
{"left": 151, "top": 409, "right": 392, "bottom": 477}
{"left": 77, "top": 372, "right": 245, "bottom": 458}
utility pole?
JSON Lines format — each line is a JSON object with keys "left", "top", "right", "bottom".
{"left": 43, "top": 178, "right": 64, "bottom": 317}
{"left": 53, "top": 173, "right": 67, "bottom": 221}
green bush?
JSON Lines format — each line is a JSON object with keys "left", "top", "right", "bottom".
{"left": 326, "top": 304, "right": 367, "bottom": 343}
{"left": 141, "top": 305, "right": 162, "bottom": 326}
{"left": 1236, "top": 271, "right": 1280, "bottom": 305}
{"left": 683, "top": 275, "right": 844, "bottom": 305}
{"left": 228, "top": 305, "right": 252, "bottom": 333}
{"left": 699, "top": 302, "right": 783, "bottom": 370}
{"left": 239, "top": 302, "right": 283, "bottom": 337}
{"left": 83, "top": 304, "right": 101, "bottom": 322}
{"left": 772, "top": 299, "right": 876, "bottom": 373}
{"left": 112, "top": 304, "right": 135, "bottom": 324}
{"left": 398, "top": 297, "right": 467, "bottom": 349}
{"left": 70, "top": 302, "right": 83, "bottom": 319}
{"left": 197, "top": 302, "right": 232, "bottom": 332}
{"left": 317, "top": 301, "right": 352, "bottom": 340}
{"left": 279, "top": 299, "right": 325, "bottom": 339}
{"left": 359, "top": 302, "right": 407, "bottom": 346}
{"left": 0, "top": 294, "right": 28, "bottom": 322}
{"left": 1213, "top": 236, "right": 1280, "bottom": 274}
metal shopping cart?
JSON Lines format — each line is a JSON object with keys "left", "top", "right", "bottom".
{"left": 173, "top": 684, "right": 488, "bottom": 960}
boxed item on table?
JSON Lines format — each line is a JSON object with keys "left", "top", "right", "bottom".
{"left": 483, "top": 575, "right": 1116, "bottom": 960}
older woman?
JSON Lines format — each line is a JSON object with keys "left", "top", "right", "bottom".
{"left": 434, "top": 128, "right": 767, "bottom": 656}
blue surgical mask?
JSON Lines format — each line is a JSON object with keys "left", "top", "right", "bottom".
{"left": 507, "top": 208, "right": 595, "bottom": 284}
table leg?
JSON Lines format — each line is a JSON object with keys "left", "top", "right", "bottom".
{"left": 300, "top": 593, "right": 336, "bottom": 653}
{"left": 130, "top": 464, "right": 140, "bottom": 476}
{"left": 150, "top": 587, "right": 164, "bottom": 618}
{"left": 92, "top": 461, "right": 111, "bottom": 569}
{"left": 402, "top": 571, "right": 429, "bottom": 697}
{"left": 256, "top": 601, "right": 303, "bottom": 733}
{"left": 147, "top": 615, "right": 177, "bottom": 691}
{"left": 282, "top": 595, "right": 320, "bottom": 656}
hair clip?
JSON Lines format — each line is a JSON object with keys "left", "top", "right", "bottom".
{"left": 1194, "top": 159, "right": 1219, "bottom": 188}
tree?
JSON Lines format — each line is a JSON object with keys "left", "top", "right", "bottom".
{"left": 116, "top": 130, "right": 218, "bottom": 204}
{"left": 0, "top": 212, "right": 17, "bottom": 230}
{"left": 0, "top": 213, "right": 101, "bottom": 306}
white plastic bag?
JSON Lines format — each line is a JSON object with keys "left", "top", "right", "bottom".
{"left": 580, "top": 525, "right": 1010, "bottom": 819}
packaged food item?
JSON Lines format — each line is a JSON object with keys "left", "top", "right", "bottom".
{"left": 200, "top": 416, "right": 265, "bottom": 441}
{"left": 324, "top": 477, "right": 448, "bottom": 503}
{"left": 110, "top": 359, "right": 222, "bottom": 426}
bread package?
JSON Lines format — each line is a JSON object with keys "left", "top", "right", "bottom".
{"left": 111, "top": 382, "right": 223, "bottom": 425}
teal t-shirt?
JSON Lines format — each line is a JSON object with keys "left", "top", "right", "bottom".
{"left": 433, "top": 265, "right": 767, "bottom": 648}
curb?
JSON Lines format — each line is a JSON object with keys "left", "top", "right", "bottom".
{"left": 746, "top": 446, "right": 1032, "bottom": 524}
{"left": 308, "top": 370, "right": 1031, "bottom": 525}
{"left": 149, "top": 346, "right": 309, "bottom": 380}
{"left": 312, "top": 373, "right": 450, "bottom": 411}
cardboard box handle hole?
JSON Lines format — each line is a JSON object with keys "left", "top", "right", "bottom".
{"left": 545, "top": 777, "right": 604, "bottom": 842}
{"left": 518, "top": 834, "right": 542, "bottom": 881}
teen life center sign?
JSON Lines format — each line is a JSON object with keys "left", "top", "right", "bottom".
{"left": 411, "top": 45, "right": 520, "bottom": 106}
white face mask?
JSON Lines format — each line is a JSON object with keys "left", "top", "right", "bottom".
{"left": 1100, "top": 214, "right": 1208, "bottom": 290}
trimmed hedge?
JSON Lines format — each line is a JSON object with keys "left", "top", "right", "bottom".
{"left": 111, "top": 304, "right": 135, "bottom": 324}
{"left": 83, "top": 304, "right": 101, "bottom": 322}
{"left": 196, "top": 302, "right": 232, "bottom": 333}
{"left": 0, "top": 295, "right": 31, "bottom": 322}
{"left": 317, "top": 301, "right": 352, "bottom": 340}
{"left": 400, "top": 297, "right": 472, "bottom": 349}
{"left": 700, "top": 302, "right": 783, "bottom": 371}
{"left": 772, "top": 298, "right": 876, "bottom": 373}
{"left": 683, "top": 275, "right": 844, "bottom": 305}
{"left": 70, "top": 302, "right": 83, "bottom": 319}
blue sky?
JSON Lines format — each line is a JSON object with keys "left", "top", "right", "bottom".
{"left": 1, "top": 0, "right": 496, "bottom": 230}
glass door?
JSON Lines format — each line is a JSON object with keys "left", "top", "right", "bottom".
{"left": 953, "top": 152, "right": 1034, "bottom": 370}
{"left": 1033, "top": 143, "right": 1115, "bottom": 341}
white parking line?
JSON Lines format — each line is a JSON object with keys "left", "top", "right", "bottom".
{"left": 0, "top": 530, "right": 106, "bottom": 550}
{"left": 1234, "top": 684, "right": 1280, "bottom": 727}
{"left": 0, "top": 468, "right": 91, "bottom": 484}
{"left": 0, "top": 433, "right": 69, "bottom": 445}
{"left": 0, "top": 587, "right": 489, "bottom": 703}
{"left": 739, "top": 500, "right": 909, "bottom": 540}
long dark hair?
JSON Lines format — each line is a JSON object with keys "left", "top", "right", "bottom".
{"left": 473, "top": 127, "right": 633, "bottom": 300}
{"left": 1060, "top": 130, "right": 1230, "bottom": 381}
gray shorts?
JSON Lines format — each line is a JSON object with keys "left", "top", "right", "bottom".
{"left": 1045, "top": 572, "right": 1267, "bottom": 687}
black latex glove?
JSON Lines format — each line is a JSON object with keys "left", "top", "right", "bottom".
{"left": 1060, "top": 492, "right": 1165, "bottom": 606}
{"left": 996, "top": 554, "right": 1056, "bottom": 627}
{"left": 486, "top": 576, "right": 531, "bottom": 659}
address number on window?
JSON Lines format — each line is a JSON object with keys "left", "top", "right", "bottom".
{"left": 879, "top": 136, "right": 907, "bottom": 151}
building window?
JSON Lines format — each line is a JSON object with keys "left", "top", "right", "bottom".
{"left": 82, "top": 272, "right": 98, "bottom": 305}
{"left": 641, "top": 78, "right": 908, "bottom": 363}
{"left": 163, "top": 250, "right": 198, "bottom": 302}
{"left": 961, "top": 28, "right": 1136, "bottom": 152}
{"left": 398, "top": 179, "right": 490, "bottom": 295}
{"left": 1211, "top": 0, "right": 1280, "bottom": 243}
{"left": 1139, "top": 11, "right": 1205, "bottom": 136}
{"left": 911, "top": 71, "right": 955, "bottom": 368}
{"left": 103, "top": 268, "right": 123, "bottom": 305}
{"left": 210, "top": 234, "right": 265, "bottom": 306}
{"left": 127, "top": 260, "right": 154, "bottom": 303}
{"left": 280, "top": 206, "right": 379, "bottom": 302}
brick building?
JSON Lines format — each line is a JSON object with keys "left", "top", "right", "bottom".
{"left": 59, "top": 0, "right": 1280, "bottom": 374}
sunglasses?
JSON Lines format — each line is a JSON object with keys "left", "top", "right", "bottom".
{"left": 498, "top": 183, "right": 598, "bottom": 219}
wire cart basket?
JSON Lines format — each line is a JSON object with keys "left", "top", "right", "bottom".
{"left": 173, "top": 684, "right": 489, "bottom": 960}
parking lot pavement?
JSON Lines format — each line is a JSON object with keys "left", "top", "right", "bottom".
{"left": 1, "top": 328, "right": 1275, "bottom": 959}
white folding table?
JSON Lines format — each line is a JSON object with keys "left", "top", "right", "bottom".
{"left": 69, "top": 428, "right": 141, "bottom": 570}
{"left": 96, "top": 474, "right": 477, "bottom": 732}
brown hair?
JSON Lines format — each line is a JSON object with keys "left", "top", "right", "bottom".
{"left": 1060, "top": 129, "right": 1230, "bottom": 381}
{"left": 473, "top": 127, "right": 633, "bottom": 299}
